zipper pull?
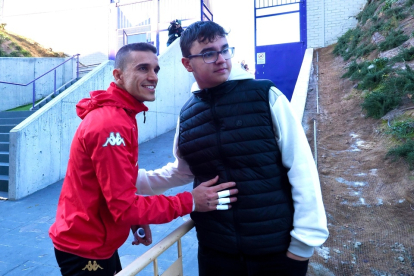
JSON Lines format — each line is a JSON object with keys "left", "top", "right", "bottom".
{"left": 143, "top": 111, "right": 146, "bottom": 124}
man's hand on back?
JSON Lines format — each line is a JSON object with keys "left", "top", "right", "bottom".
{"left": 192, "top": 176, "right": 238, "bottom": 212}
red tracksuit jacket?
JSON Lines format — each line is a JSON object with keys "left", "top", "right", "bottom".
{"left": 49, "top": 82, "right": 193, "bottom": 259}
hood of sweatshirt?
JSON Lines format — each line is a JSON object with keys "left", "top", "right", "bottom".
{"left": 190, "top": 64, "right": 254, "bottom": 93}
{"left": 76, "top": 82, "right": 149, "bottom": 120}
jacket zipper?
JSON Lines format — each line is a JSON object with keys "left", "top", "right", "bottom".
{"left": 211, "top": 93, "right": 242, "bottom": 253}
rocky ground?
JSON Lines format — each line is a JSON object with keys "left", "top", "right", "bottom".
{"left": 304, "top": 46, "right": 414, "bottom": 276}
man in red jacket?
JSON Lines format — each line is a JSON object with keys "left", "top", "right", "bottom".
{"left": 49, "top": 42, "right": 237, "bottom": 276}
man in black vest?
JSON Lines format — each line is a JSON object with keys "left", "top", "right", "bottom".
{"left": 137, "top": 21, "right": 329, "bottom": 276}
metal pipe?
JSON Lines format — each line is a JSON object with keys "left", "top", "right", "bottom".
{"left": 314, "top": 50, "right": 320, "bottom": 167}
{"left": 314, "top": 119, "right": 318, "bottom": 167}
{"left": 54, "top": 70, "right": 56, "bottom": 96}
{"left": 316, "top": 51, "right": 319, "bottom": 114}
{"left": 32, "top": 82, "right": 35, "bottom": 110}
{"left": 76, "top": 55, "right": 79, "bottom": 79}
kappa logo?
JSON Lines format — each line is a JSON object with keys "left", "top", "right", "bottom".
{"left": 82, "top": 260, "right": 103, "bottom": 271}
{"left": 103, "top": 132, "right": 126, "bottom": 147}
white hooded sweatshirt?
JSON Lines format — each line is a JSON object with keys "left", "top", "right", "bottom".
{"left": 136, "top": 65, "right": 329, "bottom": 258}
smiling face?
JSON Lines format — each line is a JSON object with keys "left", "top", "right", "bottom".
{"left": 113, "top": 50, "right": 160, "bottom": 102}
{"left": 182, "top": 36, "right": 232, "bottom": 90}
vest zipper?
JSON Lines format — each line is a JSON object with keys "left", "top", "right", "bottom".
{"left": 211, "top": 93, "right": 243, "bottom": 253}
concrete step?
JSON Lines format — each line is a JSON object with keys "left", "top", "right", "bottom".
{"left": 0, "top": 125, "right": 17, "bottom": 133}
{"left": 0, "top": 142, "right": 9, "bottom": 151}
{"left": 0, "top": 117, "right": 28, "bottom": 125}
{"left": 0, "top": 152, "right": 8, "bottom": 163}
{"left": 0, "top": 111, "right": 34, "bottom": 119}
{"left": 0, "top": 162, "right": 9, "bottom": 175}
{"left": 0, "top": 174, "right": 8, "bottom": 192}
{"left": 0, "top": 134, "right": 9, "bottom": 142}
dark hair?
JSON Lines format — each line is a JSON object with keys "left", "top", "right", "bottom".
{"left": 180, "top": 21, "right": 228, "bottom": 57}
{"left": 115, "top": 43, "right": 157, "bottom": 70}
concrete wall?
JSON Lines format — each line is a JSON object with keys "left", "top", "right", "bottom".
{"left": 8, "top": 61, "right": 114, "bottom": 200}
{"left": 307, "top": 0, "right": 367, "bottom": 48}
{"left": 0, "top": 57, "right": 75, "bottom": 111}
{"left": 136, "top": 38, "right": 195, "bottom": 144}
{"left": 8, "top": 39, "right": 195, "bottom": 199}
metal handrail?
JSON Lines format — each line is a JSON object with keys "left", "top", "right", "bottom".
{"left": 202, "top": 1, "right": 213, "bottom": 21}
{"left": 117, "top": 220, "right": 195, "bottom": 276}
{"left": 0, "top": 54, "right": 80, "bottom": 109}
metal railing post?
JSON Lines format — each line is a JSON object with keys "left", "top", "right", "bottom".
{"left": 153, "top": 258, "right": 158, "bottom": 276}
{"left": 76, "top": 54, "right": 79, "bottom": 79}
{"left": 54, "top": 69, "right": 57, "bottom": 96}
{"left": 200, "top": 0, "right": 203, "bottom": 20}
{"left": 32, "top": 81, "right": 36, "bottom": 109}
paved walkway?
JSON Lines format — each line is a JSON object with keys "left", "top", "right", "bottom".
{"left": 0, "top": 130, "right": 198, "bottom": 276}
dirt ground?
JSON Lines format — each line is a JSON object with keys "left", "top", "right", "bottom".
{"left": 304, "top": 45, "right": 414, "bottom": 276}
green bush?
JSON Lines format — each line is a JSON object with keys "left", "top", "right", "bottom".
{"left": 386, "top": 66, "right": 414, "bottom": 96}
{"left": 334, "top": 28, "right": 365, "bottom": 60}
{"left": 0, "top": 34, "right": 7, "bottom": 44}
{"left": 406, "top": 0, "right": 414, "bottom": 7}
{"left": 8, "top": 51, "right": 21, "bottom": 57}
{"left": 392, "top": 47, "right": 414, "bottom": 62}
{"left": 387, "top": 140, "right": 414, "bottom": 169}
{"left": 21, "top": 50, "right": 31, "bottom": 57}
{"left": 357, "top": 1, "right": 380, "bottom": 24}
{"left": 355, "top": 43, "right": 377, "bottom": 59}
{"left": 0, "top": 48, "right": 7, "bottom": 57}
{"left": 385, "top": 7, "right": 409, "bottom": 20}
{"left": 379, "top": 30, "right": 409, "bottom": 51}
{"left": 381, "top": 0, "right": 398, "bottom": 12}
{"left": 15, "top": 45, "right": 22, "bottom": 51}
{"left": 358, "top": 67, "right": 391, "bottom": 90}
{"left": 361, "top": 89, "right": 401, "bottom": 118}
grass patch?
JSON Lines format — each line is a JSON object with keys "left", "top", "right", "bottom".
{"left": 6, "top": 100, "right": 41, "bottom": 111}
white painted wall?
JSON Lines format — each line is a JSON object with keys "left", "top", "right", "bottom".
{"left": 0, "top": 57, "right": 75, "bottom": 111}
{"left": 307, "top": 0, "right": 367, "bottom": 48}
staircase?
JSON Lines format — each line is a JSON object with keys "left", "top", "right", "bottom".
{"left": 0, "top": 111, "right": 35, "bottom": 193}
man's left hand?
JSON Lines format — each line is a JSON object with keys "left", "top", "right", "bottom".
{"left": 131, "top": 225, "right": 152, "bottom": 246}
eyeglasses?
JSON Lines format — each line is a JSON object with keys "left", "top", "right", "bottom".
{"left": 187, "top": 47, "right": 235, "bottom": 64}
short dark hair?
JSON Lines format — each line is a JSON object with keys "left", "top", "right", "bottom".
{"left": 115, "top": 43, "right": 157, "bottom": 70}
{"left": 180, "top": 21, "right": 228, "bottom": 57}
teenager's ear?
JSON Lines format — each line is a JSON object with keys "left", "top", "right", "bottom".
{"left": 181, "top": 57, "right": 193, "bottom": 72}
{"left": 113, "top": 68, "right": 124, "bottom": 85}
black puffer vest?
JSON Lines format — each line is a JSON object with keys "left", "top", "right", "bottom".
{"left": 178, "top": 79, "right": 294, "bottom": 255}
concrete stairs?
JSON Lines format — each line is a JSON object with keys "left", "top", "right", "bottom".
{"left": 0, "top": 111, "right": 35, "bottom": 192}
